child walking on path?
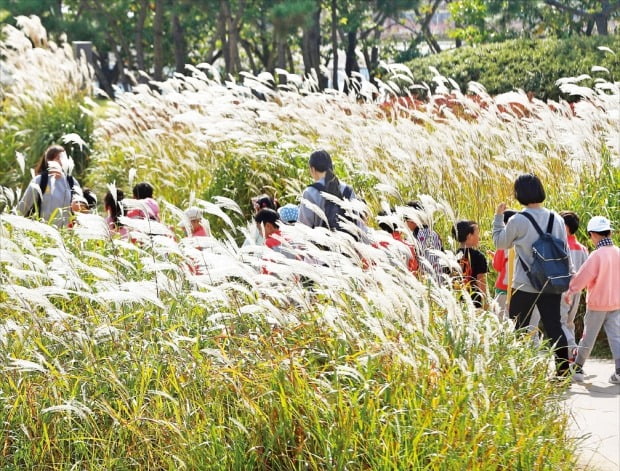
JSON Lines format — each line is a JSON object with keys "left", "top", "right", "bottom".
{"left": 559, "top": 211, "right": 589, "bottom": 360}
{"left": 564, "top": 216, "right": 620, "bottom": 384}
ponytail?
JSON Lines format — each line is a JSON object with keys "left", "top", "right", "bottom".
{"left": 323, "top": 168, "right": 343, "bottom": 198}
{"left": 309, "top": 150, "right": 342, "bottom": 197}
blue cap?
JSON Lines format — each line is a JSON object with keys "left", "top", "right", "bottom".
{"left": 278, "top": 204, "right": 299, "bottom": 223}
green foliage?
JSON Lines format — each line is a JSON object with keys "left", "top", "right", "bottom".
{"left": 0, "top": 92, "right": 94, "bottom": 191}
{"left": 269, "top": 0, "right": 317, "bottom": 33}
{"left": 201, "top": 145, "right": 310, "bottom": 237}
{"left": 407, "top": 35, "right": 620, "bottom": 100}
{"left": 0, "top": 221, "right": 578, "bottom": 470}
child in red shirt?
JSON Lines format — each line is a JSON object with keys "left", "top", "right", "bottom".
{"left": 491, "top": 210, "right": 516, "bottom": 319}
{"left": 184, "top": 207, "right": 210, "bottom": 237}
{"left": 254, "top": 208, "right": 299, "bottom": 275}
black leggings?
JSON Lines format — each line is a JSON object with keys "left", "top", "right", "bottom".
{"left": 509, "top": 289, "right": 569, "bottom": 375}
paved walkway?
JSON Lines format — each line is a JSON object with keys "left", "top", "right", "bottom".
{"left": 564, "top": 358, "right": 620, "bottom": 471}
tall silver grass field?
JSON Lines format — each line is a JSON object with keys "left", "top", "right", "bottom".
{"left": 2, "top": 18, "right": 619, "bottom": 470}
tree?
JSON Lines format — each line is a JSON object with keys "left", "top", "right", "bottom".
{"left": 335, "top": 0, "right": 416, "bottom": 89}
{"left": 301, "top": 1, "right": 326, "bottom": 88}
{"left": 544, "top": 0, "right": 620, "bottom": 35}
{"left": 446, "top": 0, "right": 620, "bottom": 46}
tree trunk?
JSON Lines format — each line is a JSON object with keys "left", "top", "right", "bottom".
{"left": 276, "top": 36, "right": 287, "bottom": 84}
{"left": 172, "top": 14, "right": 187, "bottom": 73}
{"left": 362, "top": 27, "right": 382, "bottom": 86}
{"left": 153, "top": 0, "right": 165, "bottom": 80}
{"left": 424, "top": 30, "right": 442, "bottom": 54}
{"left": 240, "top": 40, "right": 258, "bottom": 73}
{"left": 286, "top": 43, "right": 295, "bottom": 75}
{"left": 302, "top": 5, "right": 325, "bottom": 89}
{"left": 331, "top": 0, "right": 338, "bottom": 90}
{"left": 594, "top": 14, "right": 609, "bottom": 35}
{"left": 220, "top": 0, "right": 242, "bottom": 77}
{"left": 91, "top": 50, "right": 117, "bottom": 99}
{"left": 417, "top": 0, "right": 443, "bottom": 54}
{"left": 135, "top": 0, "right": 148, "bottom": 81}
{"left": 344, "top": 30, "right": 360, "bottom": 94}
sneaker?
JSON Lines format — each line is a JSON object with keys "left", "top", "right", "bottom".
{"left": 609, "top": 372, "right": 620, "bottom": 384}
{"left": 572, "top": 365, "right": 585, "bottom": 382}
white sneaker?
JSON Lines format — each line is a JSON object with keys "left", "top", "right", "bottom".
{"left": 572, "top": 365, "right": 585, "bottom": 382}
{"left": 609, "top": 372, "right": 620, "bottom": 384}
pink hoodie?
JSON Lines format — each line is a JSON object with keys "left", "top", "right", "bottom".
{"left": 567, "top": 245, "right": 620, "bottom": 311}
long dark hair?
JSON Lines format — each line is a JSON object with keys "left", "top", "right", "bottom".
{"left": 104, "top": 189, "right": 125, "bottom": 225}
{"left": 34, "top": 145, "right": 65, "bottom": 175}
{"left": 309, "top": 150, "right": 342, "bottom": 197}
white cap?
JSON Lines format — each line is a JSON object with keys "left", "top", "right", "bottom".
{"left": 184, "top": 206, "right": 202, "bottom": 221}
{"left": 587, "top": 216, "right": 612, "bottom": 232}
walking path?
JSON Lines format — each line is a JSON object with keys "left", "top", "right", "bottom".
{"left": 564, "top": 358, "right": 620, "bottom": 471}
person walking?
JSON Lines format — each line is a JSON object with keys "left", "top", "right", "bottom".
{"left": 564, "top": 216, "right": 620, "bottom": 383}
{"left": 493, "top": 173, "right": 570, "bottom": 378}
{"left": 559, "top": 211, "right": 589, "bottom": 361}
{"left": 297, "top": 149, "right": 363, "bottom": 238}
{"left": 17, "top": 144, "right": 82, "bottom": 227}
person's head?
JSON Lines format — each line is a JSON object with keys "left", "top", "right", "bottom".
{"left": 104, "top": 189, "right": 125, "bottom": 221}
{"left": 309, "top": 150, "right": 333, "bottom": 173}
{"left": 83, "top": 188, "right": 98, "bottom": 211}
{"left": 405, "top": 200, "right": 423, "bottom": 231}
{"left": 254, "top": 208, "right": 280, "bottom": 237}
{"left": 452, "top": 219, "right": 480, "bottom": 247}
{"left": 252, "top": 194, "right": 277, "bottom": 213}
{"left": 586, "top": 216, "right": 612, "bottom": 243}
{"left": 133, "top": 182, "right": 154, "bottom": 199}
{"left": 377, "top": 209, "right": 396, "bottom": 234}
{"left": 513, "top": 173, "right": 546, "bottom": 206}
{"left": 560, "top": 211, "right": 580, "bottom": 235}
{"left": 71, "top": 195, "right": 90, "bottom": 214}
{"left": 185, "top": 206, "right": 210, "bottom": 235}
{"left": 35, "top": 145, "right": 68, "bottom": 174}
{"left": 277, "top": 204, "right": 299, "bottom": 224}
{"left": 503, "top": 209, "right": 517, "bottom": 224}
{"left": 309, "top": 150, "right": 341, "bottom": 196}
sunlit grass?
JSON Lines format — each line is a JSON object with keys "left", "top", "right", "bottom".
{"left": 2, "top": 17, "right": 619, "bottom": 471}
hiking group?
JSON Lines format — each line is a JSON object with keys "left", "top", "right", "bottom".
{"left": 15, "top": 145, "right": 620, "bottom": 384}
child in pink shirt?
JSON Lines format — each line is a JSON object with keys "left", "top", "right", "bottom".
{"left": 126, "top": 182, "right": 160, "bottom": 221}
{"left": 565, "top": 216, "right": 620, "bottom": 384}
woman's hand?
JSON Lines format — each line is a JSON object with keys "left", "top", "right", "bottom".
{"left": 495, "top": 203, "right": 506, "bottom": 215}
{"left": 47, "top": 160, "right": 63, "bottom": 179}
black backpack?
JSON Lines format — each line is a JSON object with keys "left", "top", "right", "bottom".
{"left": 26, "top": 171, "right": 78, "bottom": 217}
{"left": 309, "top": 182, "right": 356, "bottom": 235}
{"left": 518, "top": 212, "right": 572, "bottom": 294}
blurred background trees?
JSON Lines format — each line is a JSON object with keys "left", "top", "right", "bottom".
{"left": 1, "top": 0, "right": 617, "bottom": 97}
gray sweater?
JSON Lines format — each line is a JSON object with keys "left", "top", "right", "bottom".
{"left": 493, "top": 207, "right": 569, "bottom": 293}
{"left": 298, "top": 177, "right": 357, "bottom": 228}
{"left": 17, "top": 173, "right": 79, "bottom": 227}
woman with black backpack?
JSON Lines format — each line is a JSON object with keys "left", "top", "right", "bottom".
{"left": 493, "top": 173, "right": 571, "bottom": 379}
{"left": 297, "top": 150, "right": 365, "bottom": 240}
{"left": 17, "top": 144, "right": 83, "bottom": 227}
